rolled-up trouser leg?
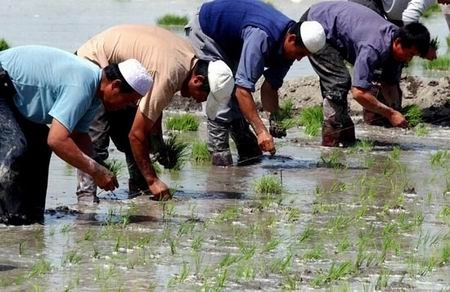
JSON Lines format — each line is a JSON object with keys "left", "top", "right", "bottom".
{"left": 76, "top": 104, "right": 110, "bottom": 201}
{"left": 207, "top": 119, "right": 233, "bottom": 166}
{"left": 322, "top": 99, "right": 355, "bottom": 147}
{"left": 0, "top": 98, "right": 50, "bottom": 225}
{"left": 229, "top": 118, "right": 262, "bottom": 165}
{"left": 308, "top": 45, "right": 355, "bottom": 147}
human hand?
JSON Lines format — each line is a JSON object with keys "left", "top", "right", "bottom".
{"left": 92, "top": 164, "right": 119, "bottom": 191}
{"left": 149, "top": 179, "right": 172, "bottom": 201}
{"left": 257, "top": 130, "right": 276, "bottom": 155}
{"left": 388, "top": 110, "right": 409, "bottom": 128}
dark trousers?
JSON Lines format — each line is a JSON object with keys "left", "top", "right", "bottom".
{"left": 0, "top": 97, "right": 51, "bottom": 225}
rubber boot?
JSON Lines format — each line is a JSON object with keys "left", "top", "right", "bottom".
{"left": 211, "top": 151, "right": 233, "bottom": 167}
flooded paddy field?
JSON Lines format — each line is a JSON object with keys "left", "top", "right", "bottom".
{"left": 1, "top": 120, "right": 449, "bottom": 291}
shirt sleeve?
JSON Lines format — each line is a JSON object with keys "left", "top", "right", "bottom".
{"left": 234, "top": 27, "right": 270, "bottom": 92}
{"left": 352, "top": 47, "right": 382, "bottom": 89}
{"left": 402, "top": 0, "right": 436, "bottom": 24}
{"left": 49, "top": 86, "right": 100, "bottom": 133}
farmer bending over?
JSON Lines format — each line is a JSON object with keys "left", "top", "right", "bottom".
{"left": 301, "top": 1, "right": 430, "bottom": 147}
{"left": 0, "top": 45, "right": 152, "bottom": 225}
{"left": 76, "top": 25, "right": 234, "bottom": 203}
{"left": 185, "top": 0, "right": 326, "bottom": 165}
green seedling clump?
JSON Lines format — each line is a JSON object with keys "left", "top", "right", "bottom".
{"left": 162, "top": 135, "right": 189, "bottom": 170}
{"left": 299, "top": 105, "right": 323, "bottom": 136}
{"left": 402, "top": 104, "right": 423, "bottom": 127}
{"left": 191, "top": 140, "right": 211, "bottom": 163}
{"left": 253, "top": 174, "right": 283, "bottom": 194}
{"left": 0, "top": 38, "right": 10, "bottom": 51}
{"left": 424, "top": 56, "right": 450, "bottom": 71}
{"left": 156, "top": 14, "right": 188, "bottom": 26}
{"left": 104, "top": 158, "right": 125, "bottom": 176}
{"left": 422, "top": 3, "right": 441, "bottom": 18}
{"left": 165, "top": 113, "right": 200, "bottom": 131}
{"left": 430, "top": 37, "right": 439, "bottom": 50}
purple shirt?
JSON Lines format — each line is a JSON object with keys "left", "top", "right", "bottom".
{"left": 306, "top": 1, "right": 403, "bottom": 88}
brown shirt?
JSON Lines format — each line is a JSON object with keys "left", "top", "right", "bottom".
{"left": 77, "top": 24, "right": 196, "bottom": 121}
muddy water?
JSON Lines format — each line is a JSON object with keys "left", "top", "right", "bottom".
{"left": 1, "top": 0, "right": 450, "bottom": 290}
{"left": 1, "top": 120, "right": 450, "bottom": 291}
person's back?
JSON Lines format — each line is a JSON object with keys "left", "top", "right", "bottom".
{"left": 0, "top": 45, "right": 101, "bottom": 132}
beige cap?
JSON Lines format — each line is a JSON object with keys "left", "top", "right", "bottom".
{"left": 300, "top": 21, "right": 326, "bottom": 53}
{"left": 118, "top": 59, "right": 153, "bottom": 96}
{"left": 205, "top": 60, "right": 235, "bottom": 119}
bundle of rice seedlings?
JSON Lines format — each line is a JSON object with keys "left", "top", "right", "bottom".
{"left": 402, "top": 104, "right": 423, "bottom": 127}
{"left": 159, "top": 135, "right": 189, "bottom": 170}
{"left": 104, "top": 159, "right": 125, "bottom": 176}
{"left": 299, "top": 105, "right": 323, "bottom": 136}
{"left": 0, "top": 38, "right": 10, "bottom": 51}
{"left": 165, "top": 113, "right": 200, "bottom": 131}
{"left": 191, "top": 140, "right": 211, "bottom": 163}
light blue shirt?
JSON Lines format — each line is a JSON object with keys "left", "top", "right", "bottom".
{"left": 0, "top": 45, "right": 102, "bottom": 133}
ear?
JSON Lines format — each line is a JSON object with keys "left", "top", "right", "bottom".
{"left": 192, "top": 74, "right": 205, "bottom": 85}
{"left": 111, "top": 79, "right": 122, "bottom": 91}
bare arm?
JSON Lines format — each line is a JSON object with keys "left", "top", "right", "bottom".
{"left": 47, "top": 119, "right": 118, "bottom": 190}
{"left": 235, "top": 85, "right": 275, "bottom": 154}
{"left": 129, "top": 110, "right": 170, "bottom": 197}
{"left": 351, "top": 86, "right": 408, "bottom": 128}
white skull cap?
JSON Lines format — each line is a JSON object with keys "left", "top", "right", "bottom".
{"left": 205, "top": 60, "right": 234, "bottom": 119}
{"left": 118, "top": 59, "right": 153, "bottom": 96}
{"left": 300, "top": 21, "right": 326, "bottom": 53}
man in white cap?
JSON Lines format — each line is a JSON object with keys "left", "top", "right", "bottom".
{"left": 185, "top": 0, "right": 326, "bottom": 164}
{"left": 0, "top": 45, "right": 152, "bottom": 225}
{"left": 301, "top": 1, "right": 430, "bottom": 146}
{"left": 76, "top": 25, "right": 234, "bottom": 202}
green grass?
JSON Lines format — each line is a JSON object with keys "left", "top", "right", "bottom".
{"left": 0, "top": 38, "right": 10, "bottom": 51}
{"left": 430, "top": 37, "right": 439, "bottom": 50}
{"left": 190, "top": 140, "right": 211, "bottom": 163}
{"left": 156, "top": 14, "right": 188, "bottom": 26}
{"left": 298, "top": 105, "right": 323, "bottom": 136}
{"left": 165, "top": 113, "right": 200, "bottom": 131}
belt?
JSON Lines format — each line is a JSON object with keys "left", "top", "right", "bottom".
{"left": 0, "top": 66, "right": 16, "bottom": 98}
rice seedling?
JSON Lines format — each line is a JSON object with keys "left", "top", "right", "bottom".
{"left": 303, "top": 246, "right": 324, "bottom": 260}
{"left": 430, "top": 150, "right": 449, "bottom": 167}
{"left": 298, "top": 105, "right": 323, "bottom": 136}
{"left": 62, "top": 250, "right": 82, "bottom": 266}
{"left": 165, "top": 113, "right": 199, "bottom": 131}
{"left": 422, "top": 3, "right": 441, "bottom": 18}
{"left": 430, "top": 36, "right": 439, "bottom": 50}
{"left": 0, "top": 38, "right": 9, "bottom": 51}
{"left": 263, "top": 238, "right": 280, "bottom": 252}
{"left": 424, "top": 55, "right": 450, "bottom": 70}
{"left": 191, "top": 234, "right": 204, "bottom": 252}
{"left": 285, "top": 206, "right": 301, "bottom": 222}
{"left": 253, "top": 174, "right": 283, "bottom": 194}
{"left": 156, "top": 14, "right": 188, "bottom": 26}
{"left": 402, "top": 104, "right": 423, "bottom": 127}
{"left": 375, "top": 268, "right": 391, "bottom": 290}
{"left": 311, "top": 261, "right": 354, "bottom": 287}
{"left": 298, "top": 225, "right": 314, "bottom": 242}
{"left": 159, "top": 135, "right": 189, "bottom": 170}
{"left": 353, "top": 139, "right": 374, "bottom": 153}
{"left": 29, "top": 259, "right": 52, "bottom": 278}
{"left": 235, "top": 262, "right": 254, "bottom": 280}
{"left": 104, "top": 158, "right": 125, "bottom": 176}
{"left": 190, "top": 140, "right": 211, "bottom": 163}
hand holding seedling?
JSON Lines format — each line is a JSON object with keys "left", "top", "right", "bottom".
{"left": 257, "top": 130, "right": 276, "bottom": 155}
{"left": 91, "top": 164, "right": 118, "bottom": 191}
{"left": 388, "top": 110, "right": 409, "bottom": 128}
{"left": 149, "top": 179, "right": 172, "bottom": 201}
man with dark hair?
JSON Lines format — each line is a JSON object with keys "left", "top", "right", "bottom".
{"left": 76, "top": 25, "right": 234, "bottom": 202}
{"left": 301, "top": 1, "right": 431, "bottom": 147}
{"left": 185, "top": 0, "right": 326, "bottom": 164}
{"left": 0, "top": 45, "right": 152, "bottom": 225}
